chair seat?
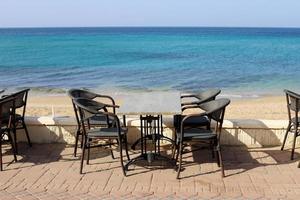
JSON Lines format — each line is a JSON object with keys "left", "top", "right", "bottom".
{"left": 15, "top": 114, "right": 23, "bottom": 121}
{"left": 181, "top": 97, "right": 199, "bottom": 105}
{"left": 183, "top": 116, "right": 210, "bottom": 127}
{"left": 87, "top": 127, "right": 127, "bottom": 138}
{"left": 174, "top": 115, "right": 210, "bottom": 131}
{"left": 291, "top": 117, "right": 300, "bottom": 125}
{"left": 89, "top": 115, "right": 115, "bottom": 126}
{"left": 177, "top": 128, "right": 217, "bottom": 141}
{"left": 0, "top": 113, "right": 10, "bottom": 123}
{"left": 1, "top": 114, "right": 23, "bottom": 124}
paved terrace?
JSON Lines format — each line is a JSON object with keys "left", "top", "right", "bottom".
{"left": 1, "top": 143, "right": 300, "bottom": 199}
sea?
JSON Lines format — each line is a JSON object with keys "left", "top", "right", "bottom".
{"left": 1, "top": 27, "right": 300, "bottom": 98}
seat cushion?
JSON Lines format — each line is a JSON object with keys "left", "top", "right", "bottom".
{"left": 87, "top": 127, "right": 127, "bottom": 138}
{"left": 292, "top": 117, "right": 300, "bottom": 125}
{"left": 15, "top": 114, "right": 23, "bottom": 121}
{"left": 183, "top": 116, "right": 210, "bottom": 127}
{"left": 1, "top": 113, "right": 24, "bottom": 124}
{"left": 89, "top": 115, "right": 115, "bottom": 126}
{"left": 174, "top": 115, "right": 210, "bottom": 130}
{"left": 0, "top": 113, "right": 10, "bottom": 124}
{"left": 177, "top": 128, "right": 217, "bottom": 142}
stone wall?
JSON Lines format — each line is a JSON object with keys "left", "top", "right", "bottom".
{"left": 14, "top": 116, "right": 299, "bottom": 147}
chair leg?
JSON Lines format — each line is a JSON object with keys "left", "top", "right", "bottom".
{"left": 80, "top": 133, "right": 84, "bottom": 148}
{"left": 291, "top": 129, "right": 298, "bottom": 160}
{"left": 74, "top": 129, "right": 80, "bottom": 157}
{"left": 298, "top": 161, "right": 300, "bottom": 168}
{"left": 281, "top": 122, "right": 291, "bottom": 151}
{"left": 176, "top": 142, "right": 183, "bottom": 179}
{"left": 80, "top": 138, "right": 86, "bottom": 174}
{"left": 217, "top": 146, "right": 225, "bottom": 177}
{"left": 87, "top": 142, "right": 90, "bottom": 165}
{"left": 171, "top": 143, "right": 177, "bottom": 159}
{"left": 22, "top": 120, "right": 32, "bottom": 147}
{"left": 0, "top": 137, "right": 2, "bottom": 171}
{"left": 175, "top": 142, "right": 180, "bottom": 164}
{"left": 216, "top": 150, "right": 220, "bottom": 167}
{"left": 172, "top": 132, "right": 178, "bottom": 159}
{"left": 12, "top": 127, "right": 18, "bottom": 154}
{"left": 211, "top": 141, "right": 215, "bottom": 159}
{"left": 7, "top": 132, "right": 17, "bottom": 162}
{"left": 123, "top": 136, "right": 130, "bottom": 161}
{"left": 109, "top": 141, "right": 115, "bottom": 159}
{"left": 118, "top": 137, "right": 126, "bottom": 176}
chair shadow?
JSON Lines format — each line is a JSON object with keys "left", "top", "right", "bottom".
{"left": 178, "top": 145, "right": 300, "bottom": 180}
{"left": 3, "top": 117, "right": 297, "bottom": 178}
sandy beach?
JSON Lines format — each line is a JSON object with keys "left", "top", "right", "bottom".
{"left": 26, "top": 94, "right": 288, "bottom": 120}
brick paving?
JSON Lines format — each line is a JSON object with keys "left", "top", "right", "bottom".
{"left": 1, "top": 143, "right": 300, "bottom": 199}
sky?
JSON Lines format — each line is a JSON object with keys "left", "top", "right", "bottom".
{"left": 1, "top": 0, "right": 300, "bottom": 28}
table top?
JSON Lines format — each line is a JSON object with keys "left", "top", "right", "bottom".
{"left": 117, "top": 92, "right": 182, "bottom": 115}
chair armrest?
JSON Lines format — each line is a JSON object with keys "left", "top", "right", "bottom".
{"left": 1, "top": 95, "right": 9, "bottom": 98}
{"left": 104, "top": 104, "right": 120, "bottom": 108}
{"left": 181, "top": 100, "right": 201, "bottom": 106}
{"left": 95, "top": 94, "right": 116, "bottom": 104}
{"left": 181, "top": 94, "right": 197, "bottom": 99}
{"left": 181, "top": 104, "right": 202, "bottom": 111}
{"left": 180, "top": 113, "right": 208, "bottom": 128}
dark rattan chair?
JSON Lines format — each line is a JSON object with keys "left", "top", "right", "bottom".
{"left": 68, "top": 89, "right": 118, "bottom": 157}
{"left": 1, "top": 89, "right": 31, "bottom": 153}
{"left": 173, "top": 89, "right": 221, "bottom": 146}
{"left": 0, "top": 97, "right": 17, "bottom": 171}
{"left": 176, "top": 98, "right": 230, "bottom": 179}
{"left": 281, "top": 89, "right": 300, "bottom": 160}
{"left": 180, "top": 89, "right": 221, "bottom": 106}
{"left": 73, "top": 98, "right": 130, "bottom": 175}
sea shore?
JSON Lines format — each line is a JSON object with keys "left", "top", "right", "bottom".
{"left": 25, "top": 94, "right": 287, "bottom": 120}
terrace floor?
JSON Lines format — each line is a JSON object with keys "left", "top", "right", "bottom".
{"left": 1, "top": 143, "right": 300, "bottom": 200}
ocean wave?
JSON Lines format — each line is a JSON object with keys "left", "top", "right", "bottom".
{"left": 25, "top": 87, "right": 67, "bottom": 94}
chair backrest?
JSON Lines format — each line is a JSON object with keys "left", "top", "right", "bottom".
{"left": 181, "top": 98, "right": 230, "bottom": 140}
{"left": 198, "top": 98, "right": 230, "bottom": 137}
{"left": 68, "top": 89, "right": 95, "bottom": 122}
{"left": 284, "top": 89, "right": 300, "bottom": 122}
{"left": 1, "top": 89, "right": 29, "bottom": 117}
{"left": 68, "top": 89, "right": 98, "bottom": 100}
{"left": 200, "top": 98, "right": 230, "bottom": 122}
{"left": 196, "top": 89, "right": 221, "bottom": 104}
{"left": 0, "top": 97, "right": 16, "bottom": 128}
{"left": 67, "top": 89, "right": 115, "bottom": 127}
{"left": 73, "top": 98, "right": 121, "bottom": 136}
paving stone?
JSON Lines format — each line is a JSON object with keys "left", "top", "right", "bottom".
{"left": 0, "top": 144, "right": 300, "bottom": 199}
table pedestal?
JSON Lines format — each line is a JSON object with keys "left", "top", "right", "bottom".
{"left": 124, "top": 115, "right": 176, "bottom": 171}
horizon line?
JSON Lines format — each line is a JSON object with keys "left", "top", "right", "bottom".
{"left": 1, "top": 25, "right": 300, "bottom": 29}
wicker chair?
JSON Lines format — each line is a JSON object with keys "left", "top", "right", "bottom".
{"left": 0, "top": 97, "right": 17, "bottom": 171}
{"left": 174, "top": 89, "right": 221, "bottom": 133}
{"left": 176, "top": 98, "right": 230, "bottom": 179}
{"left": 68, "top": 89, "right": 118, "bottom": 157}
{"left": 73, "top": 98, "right": 130, "bottom": 175}
{"left": 281, "top": 89, "right": 300, "bottom": 160}
{"left": 1, "top": 89, "right": 31, "bottom": 153}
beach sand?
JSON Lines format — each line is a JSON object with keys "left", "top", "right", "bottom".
{"left": 26, "top": 95, "right": 288, "bottom": 120}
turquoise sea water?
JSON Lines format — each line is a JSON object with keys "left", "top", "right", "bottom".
{"left": 0, "top": 27, "right": 300, "bottom": 97}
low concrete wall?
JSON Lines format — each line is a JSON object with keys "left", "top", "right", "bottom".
{"left": 15, "top": 116, "right": 299, "bottom": 147}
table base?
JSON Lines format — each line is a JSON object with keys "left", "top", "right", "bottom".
{"left": 124, "top": 115, "right": 177, "bottom": 173}
{"left": 124, "top": 153, "right": 177, "bottom": 171}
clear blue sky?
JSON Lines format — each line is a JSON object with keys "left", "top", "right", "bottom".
{"left": 1, "top": 0, "right": 300, "bottom": 28}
